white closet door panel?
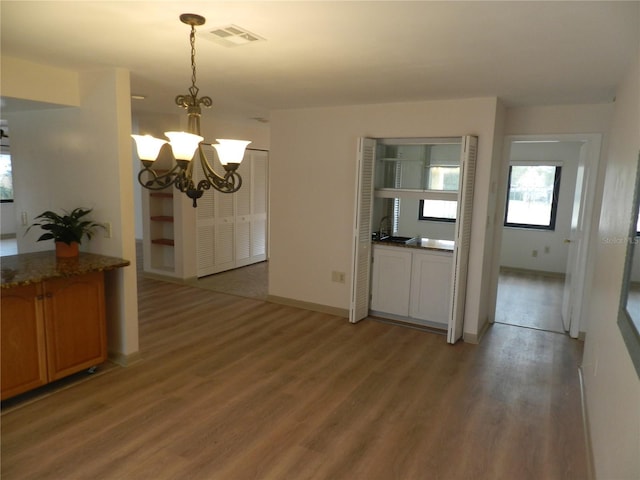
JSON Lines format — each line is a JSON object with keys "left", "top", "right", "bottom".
{"left": 251, "top": 217, "right": 267, "bottom": 258}
{"left": 216, "top": 192, "right": 235, "bottom": 219}
{"left": 215, "top": 222, "right": 235, "bottom": 267}
{"left": 448, "top": 135, "right": 477, "bottom": 344}
{"left": 235, "top": 220, "right": 251, "bottom": 263}
{"left": 197, "top": 225, "right": 215, "bottom": 276}
{"left": 350, "top": 138, "right": 376, "bottom": 323}
{"left": 252, "top": 153, "right": 268, "bottom": 215}
{"left": 236, "top": 154, "right": 252, "bottom": 217}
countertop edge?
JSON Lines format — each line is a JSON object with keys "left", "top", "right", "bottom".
{"left": 372, "top": 239, "right": 454, "bottom": 253}
{"left": 1, "top": 252, "right": 131, "bottom": 288}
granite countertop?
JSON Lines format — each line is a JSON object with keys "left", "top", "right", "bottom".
{"left": 1, "top": 251, "right": 131, "bottom": 288}
{"left": 373, "top": 237, "right": 455, "bottom": 253}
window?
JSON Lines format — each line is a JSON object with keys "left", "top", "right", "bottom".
{"left": 419, "top": 199, "right": 457, "bottom": 222}
{"left": 0, "top": 153, "right": 13, "bottom": 202}
{"left": 504, "top": 165, "right": 561, "bottom": 230}
{"left": 426, "top": 166, "right": 460, "bottom": 191}
{"left": 418, "top": 165, "right": 460, "bottom": 222}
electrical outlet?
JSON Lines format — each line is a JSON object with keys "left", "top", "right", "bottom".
{"left": 331, "top": 271, "right": 346, "bottom": 283}
{"left": 21, "top": 211, "right": 28, "bottom": 226}
{"left": 544, "top": 246, "right": 550, "bottom": 254}
{"left": 103, "top": 221, "right": 112, "bottom": 238}
{"left": 532, "top": 249, "right": 538, "bottom": 258}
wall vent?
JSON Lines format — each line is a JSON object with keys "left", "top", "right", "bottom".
{"left": 207, "top": 25, "right": 265, "bottom": 47}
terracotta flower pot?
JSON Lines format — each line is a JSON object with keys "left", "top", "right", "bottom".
{"left": 55, "top": 241, "right": 79, "bottom": 258}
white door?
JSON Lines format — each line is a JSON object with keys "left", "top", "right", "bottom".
{"left": 561, "top": 157, "right": 585, "bottom": 330}
{"left": 349, "top": 138, "right": 375, "bottom": 323}
{"left": 448, "top": 135, "right": 477, "bottom": 344}
{"left": 561, "top": 137, "right": 600, "bottom": 338}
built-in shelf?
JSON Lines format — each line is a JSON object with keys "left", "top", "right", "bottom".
{"left": 150, "top": 216, "right": 174, "bottom": 222}
{"left": 151, "top": 238, "right": 175, "bottom": 246}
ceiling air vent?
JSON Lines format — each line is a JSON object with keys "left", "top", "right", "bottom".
{"left": 207, "top": 25, "right": 264, "bottom": 47}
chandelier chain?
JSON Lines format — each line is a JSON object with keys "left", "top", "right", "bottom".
{"left": 190, "top": 25, "right": 199, "bottom": 97}
{"left": 134, "top": 13, "right": 248, "bottom": 208}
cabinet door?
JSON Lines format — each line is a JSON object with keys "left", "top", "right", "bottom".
{"left": 43, "top": 271, "right": 107, "bottom": 381}
{"left": 1, "top": 284, "right": 48, "bottom": 400}
{"left": 370, "top": 247, "right": 412, "bottom": 317}
{"left": 410, "top": 251, "right": 453, "bottom": 325}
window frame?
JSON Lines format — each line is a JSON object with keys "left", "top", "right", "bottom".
{"left": 418, "top": 199, "right": 457, "bottom": 223}
{"left": 503, "top": 164, "right": 562, "bottom": 231}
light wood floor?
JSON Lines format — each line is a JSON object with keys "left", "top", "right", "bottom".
{"left": 1, "top": 267, "right": 587, "bottom": 479}
{"left": 496, "top": 268, "right": 566, "bottom": 334}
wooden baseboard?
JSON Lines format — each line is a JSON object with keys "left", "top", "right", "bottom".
{"left": 578, "top": 366, "right": 596, "bottom": 480}
{"left": 463, "top": 318, "right": 492, "bottom": 344}
{"left": 108, "top": 350, "right": 143, "bottom": 367}
{"left": 142, "top": 272, "right": 198, "bottom": 285}
{"left": 266, "top": 295, "right": 348, "bottom": 318}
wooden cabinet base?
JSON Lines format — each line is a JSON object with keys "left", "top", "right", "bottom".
{"left": 1, "top": 271, "right": 107, "bottom": 400}
{"left": 1, "top": 284, "right": 48, "bottom": 400}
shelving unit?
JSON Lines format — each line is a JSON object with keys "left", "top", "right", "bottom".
{"left": 143, "top": 190, "right": 176, "bottom": 275}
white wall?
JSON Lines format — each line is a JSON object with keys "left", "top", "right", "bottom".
{"left": 500, "top": 141, "right": 582, "bottom": 273}
{"left": 270, "top": 97, "right": 502, "bottom": 340}
{"left": 1, "top": 202, "right": 16, "bottom": 236}
{"left": 3, "top": 58, "right": 139, "bottom": 360}
{"left": 581, "top": 54, "right": 640, "bottom": 479}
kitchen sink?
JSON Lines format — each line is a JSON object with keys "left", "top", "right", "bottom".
{"left": 378, "top": 235, "right": 414, "bottom": 244}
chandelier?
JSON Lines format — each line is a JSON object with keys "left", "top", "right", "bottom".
{"left": 131, "top": 13, "right": 250, "bottom": 208}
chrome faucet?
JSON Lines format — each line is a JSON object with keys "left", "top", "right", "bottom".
{"left": 379, "top": 216, "right": 391, "bottom": 238}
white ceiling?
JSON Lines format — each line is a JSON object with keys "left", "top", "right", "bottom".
{"left": 1, "top": 1, "right": 638, "bottom": 122}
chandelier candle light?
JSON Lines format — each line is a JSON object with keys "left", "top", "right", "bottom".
{"left": 131, "top": 13, "right": 251, "bottom": 207}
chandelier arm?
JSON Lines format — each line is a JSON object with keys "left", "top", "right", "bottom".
{"left": 197, "top": 146, "right": 242, "bottom": 193}
{"left": 137, "top": 163, "right": 185, "bottom": 191}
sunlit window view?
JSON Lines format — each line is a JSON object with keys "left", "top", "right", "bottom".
{"left": 419, "top": 199, "right": 458, "bottom": 222}
{"left": 0, "top": 154, "right": 13, "bottom": 202}
{"left": 504, "top": 165, "right": 561, "bottom": 230}
{"left": 426, "top": 166, "right": 460, "bottom": 191}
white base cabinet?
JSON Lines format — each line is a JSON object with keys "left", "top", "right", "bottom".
{"left": 370, "top": 247, "right": 412, "bottom": 316}
{"left": 409, "top": 250, "right": 453, "bottom": 325}
{"left": 371, "top": 245, "right": 453, "bottom": 328}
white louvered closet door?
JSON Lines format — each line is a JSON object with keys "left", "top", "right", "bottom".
{"left": 235, "top": 157, "right": 252, "bottom": 267}
{"left": 350, "top": 138, "right": 376, "bottom": 323}
{"left": 196, "top": 180, "right": 216, "bottom": 276}
{"left": 448, "top": 135, "right": 477, "bottom": 344}
{"left": 196, "top": 148, "right": 268, "bottom": 277}
{"left": 195, "top": 147, "right": 217, "bottom": 277}
{"left": 250, "top": 151, "right": 268, "bottom": 261}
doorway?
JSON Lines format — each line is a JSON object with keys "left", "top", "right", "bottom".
{"left": 492, "top": 135, "right": 601, "bottom": 338}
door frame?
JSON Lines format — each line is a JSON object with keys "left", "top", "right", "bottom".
{"left": 488, "top": 133, "right": 602, "bottom": 338}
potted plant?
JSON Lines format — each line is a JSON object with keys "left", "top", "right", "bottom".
{"left": 26, "top": 207, "right": 105, "bottom": 257}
